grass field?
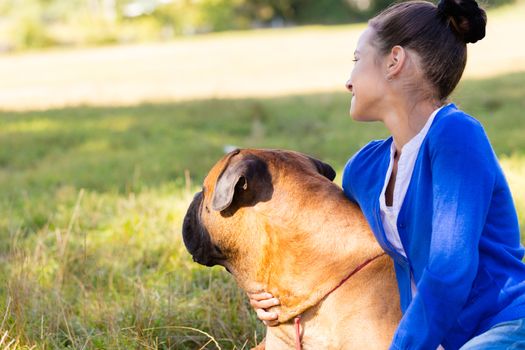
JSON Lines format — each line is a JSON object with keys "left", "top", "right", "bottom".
{"left": 1, "top": 71, "right": 525, "bottom": 349}
{"left": 1, "top": 2, "right": 525, "bottom": 349}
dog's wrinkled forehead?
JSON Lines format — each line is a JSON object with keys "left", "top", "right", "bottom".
{"left": 276, "top": 150, "right": 336, "bottom": 181}
{"left": 203, "top": 149, "right": 335, "bottom": 192}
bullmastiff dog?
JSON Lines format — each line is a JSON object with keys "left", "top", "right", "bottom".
{"left": 183, "top": 149, "right": 401, "bottom": 349}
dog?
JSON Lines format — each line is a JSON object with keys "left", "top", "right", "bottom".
{"left": 183, "top": 149, "right": 401, "bottom": 349}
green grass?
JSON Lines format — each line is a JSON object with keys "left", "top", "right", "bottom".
{"left": 1, "top": 71, "right": 525, "bottom": 349}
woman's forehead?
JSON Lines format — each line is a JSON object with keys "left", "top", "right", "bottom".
{"left": 355, "top": 27, "right": 375, "bottom": 53}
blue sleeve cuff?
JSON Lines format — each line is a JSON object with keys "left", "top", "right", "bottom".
{"left": 391, "top": 267, "right": 473, "bottom": 349}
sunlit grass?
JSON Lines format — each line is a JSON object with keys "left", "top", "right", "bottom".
{"left": 2, "top": 185, "right": 263, "bottom": 349}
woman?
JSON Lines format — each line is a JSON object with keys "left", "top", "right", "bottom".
{"left": 248, "top": 0, "right": 525, "bottom": 348}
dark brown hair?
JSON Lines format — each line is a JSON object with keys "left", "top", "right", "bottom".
{"left": 369, "top": 0, "right": 487, "bottom": 102}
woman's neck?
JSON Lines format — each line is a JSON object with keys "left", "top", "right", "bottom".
{"left": 382, "top": 99, "right": 442, "bottom": 154}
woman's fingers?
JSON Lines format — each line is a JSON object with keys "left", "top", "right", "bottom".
{"left": 247, "top": 292, "right": 274, "bottom": 301}
{"left": 247, "top": 291, "right": 280, "bottom": 326}
{"left": 250, "top": 297, "right": 280, "bottom": 309}
{"left": 256, "top": 308, "right": 279, "bottom": 322}
{"left": 247, "top": 292, "right": 280, "bottom": 309}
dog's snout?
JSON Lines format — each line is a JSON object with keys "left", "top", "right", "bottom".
{"left": 182, "top": 192, "right": 203, "bottom": 254}
{"left": 182, "top": 191, "right": 226, "bottom": 267}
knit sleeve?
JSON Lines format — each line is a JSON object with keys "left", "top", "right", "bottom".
{"left": 390, "top": 114, "right": 497, "bottom": 349}
{"left": 342, "top": 153, "right": 358, "bottom": 203}
{"left": 342, "top": 140, "right": 385, "bottom": 205}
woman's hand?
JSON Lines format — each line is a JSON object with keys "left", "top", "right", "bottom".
{"left": 247, "top": 292, "right": 280, "bottom": 327}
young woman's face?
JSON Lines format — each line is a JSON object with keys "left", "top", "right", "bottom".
{"left": 346, "top": 27, "right": 389, "bottom": 122}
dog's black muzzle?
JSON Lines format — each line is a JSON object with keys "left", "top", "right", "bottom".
{"left": 182, "top": 191, "right": 226, "bottom": 267}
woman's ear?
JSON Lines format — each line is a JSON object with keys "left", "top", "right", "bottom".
{"left": 386, "top": 45, "right": 406, "bottom": 80}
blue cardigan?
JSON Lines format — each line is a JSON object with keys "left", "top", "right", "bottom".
{"left": 342, "top": 104, "right": 525, "bottom": 349}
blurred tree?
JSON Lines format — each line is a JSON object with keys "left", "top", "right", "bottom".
{"left": 3, "top": 0, "right": 54, "bottom": 49}
{"left": 151, "top": 0, "right": 248, "bottom": 34}
{"left": 0, "top": 0, "right": 518, "bottom": 51}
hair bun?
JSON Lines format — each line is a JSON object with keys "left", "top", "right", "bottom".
{"left": 437, "top": 0, "right": 487, "bottom": 43}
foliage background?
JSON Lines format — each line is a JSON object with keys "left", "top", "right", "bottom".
{"left": 0, "top": 0, "right": 517, "bottom": 51}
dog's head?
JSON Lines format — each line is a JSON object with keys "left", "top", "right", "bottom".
{"left": 182, "top": 148, "right": 372, "bottom": 321}
{"left": 183, "top": 148, "right": 335, "bottom": 267}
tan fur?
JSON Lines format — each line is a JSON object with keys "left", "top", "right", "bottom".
{"left": 199, "top": 149, "right": 401, "bottom": 349}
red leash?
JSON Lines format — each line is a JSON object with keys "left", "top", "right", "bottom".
{"left": 294, "top": 315, "right": 302, "bottom": 350}
{"left": 292, "top": 252, "right": 386, "bottom": 350}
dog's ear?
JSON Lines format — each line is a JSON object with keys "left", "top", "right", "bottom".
{"left": 305, "top": 155, "right": 336, "bottom": 181}
{"left": 212, "top": 154, "right": 272, "bottom": 212}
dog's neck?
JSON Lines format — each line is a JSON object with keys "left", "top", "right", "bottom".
{"left": 255, "top": 189, "right": 386, "bottom": 323}
{"left": 264, "top": 252, "right": 400, "bottom": 349}
{"left": 223, "top": 179, "right": 401, "bottom": 348}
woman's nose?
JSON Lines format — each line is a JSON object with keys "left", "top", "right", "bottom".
{"left": 345, "top": 79, "right": 353, "bottom": 93}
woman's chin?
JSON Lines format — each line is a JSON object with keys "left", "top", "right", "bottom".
{"left": 351, "top": 113, "right": 374, "bottom": 122}
{"left": 349, "top": 104, "right": 356, "bottom": 119}
{"left": 349, "top": 100, "right": 365, "bottom": 120}
{"left": 350, "top": 106, "right": 376, "bottom": 122}
{"left": 349, "top": 107, "right": 362, "bottom": 121}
